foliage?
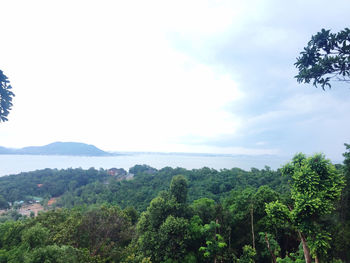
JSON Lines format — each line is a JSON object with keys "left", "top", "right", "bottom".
{"left": 0, "top": 70, "right": 15, "bottom": 122}
{"left": 56, "top": 165, "right": 286, "bottom": 212}
{"left": 295, "top": 28, "right": 350, "bottom": 89}
{"left": 21, "top": 223, "right": 49, "bottom": 249}
{"left": 0, "top": 195, "right": 9, "bottom": 210}
{"left": 129, "top": 164, "right": 158, "bottom": 176}
{"left": 265, "top": 201, "right": 291, "bottom": 228}
{"left": 342, "top": 143, "right": 350, "bottom": 220}
{"left": 239, "top": 245, "right": 256, "bottom": 263}
{"left": 190, "top": 198, "right": 216, "bottom": 224}
{"left": 24, "top": 245, "right": 93, "bottom": 263}
{"left": 257, "top": 232, "right": 280, "bottom": 261}
{"left": 267, "top": 153, "right": 345, "bottom": 261}
{"left": 0, "top": 164, "right": 286, "bottom": 213}
{"left": 170, "top": 175, "right": 188, "bottom": 204}
{"left": 0, "top": 167, "right": 109, "bottom": 203}
{"left": 0, "top": 206, "right": 134, "bottom": 263}
{"left": 0, "top": 152, "right": 349, "bottom": 262}
{"left": 198, "top": 221, "right": 227, "bottom": 262}
{"left": 137, "top": 179, "right": 192, "bottom": 262}
{"left": 276, "top": 243, "right": 305, "bottom": 263}
{"left": 225, "top": 186, "right": 281, "bottom": 261}
{"left": 285, "top": 153, "right": 344, "bottom": 230}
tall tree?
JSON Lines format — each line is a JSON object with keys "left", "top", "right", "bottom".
{"left": 266, "top": 153, "right": 345, "bottom": 263}
{"left": 170, "top": 175, "right": 188, "bottom": 204}
{"left": 343, "top": 144, "right": 350, "bottom": 220}
{"left": 0, "top": 70, "right": 15, "bottom": 122}
{"left": 137, "top": 176, "right": 192, "bottom": 262}
{"left": 337, "top": 143, "right": 350, "bottom": 261}
{"left": 295, "top": 28, "right": 350, "bottom": 89}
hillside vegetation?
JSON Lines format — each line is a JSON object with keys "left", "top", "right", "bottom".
{"left": 0, "top": 147, "right": 349, "bottom": 262}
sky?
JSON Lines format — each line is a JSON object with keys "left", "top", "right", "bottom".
{"left": 1, "top": 0, "right": 349, "bottom": 161}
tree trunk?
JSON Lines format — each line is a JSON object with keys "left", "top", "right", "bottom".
{"left": 264, "top": 232, "right": 277, "bottom": 263}
{"left": 228, "top": 226, "right": 231, "bottom": 250}
{"left": 315, "top": 255, "right": 319, "bottom": 263}
{"left": 214, "top": 219, "right": 218, "bottom": 263}
{"left": 250, "top": 205, "right": 255, "bottom": 249}
{"left": 298, "top": 231, "right": 312, "bottom": 263}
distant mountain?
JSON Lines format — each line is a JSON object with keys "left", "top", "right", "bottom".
{"left": 0, "top": 142, "right": 112, "bottom": 156}
{"left": 0, "top": 146, "right": 16, "bottom": 154}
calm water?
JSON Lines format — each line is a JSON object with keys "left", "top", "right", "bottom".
{"left": 0, "top": 153, "right": 292, "bottom": 177}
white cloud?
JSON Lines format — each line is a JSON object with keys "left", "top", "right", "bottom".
{"left": 1, "top": 0, "right": 349, "bottom": 159}
{"left": 0, "top": 0, "right": 245, "bottom": 152}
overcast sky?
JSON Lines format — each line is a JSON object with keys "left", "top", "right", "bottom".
{"left": 1, "top": 0, "right": 349, "bottom": 161}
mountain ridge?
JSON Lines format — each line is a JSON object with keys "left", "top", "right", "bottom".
{"left": 0, "top": 142, "right": 112, "bottom": 156}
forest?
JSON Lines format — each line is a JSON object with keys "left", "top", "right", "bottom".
{"left": 1, "top": 19, "right": 350, "bottom": 263}
{"left": 0, "top": 145, "right": 349, "bottom": 263}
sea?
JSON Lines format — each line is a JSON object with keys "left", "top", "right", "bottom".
{"left": 0, "top": 153, "right": 294, "bottom": 177}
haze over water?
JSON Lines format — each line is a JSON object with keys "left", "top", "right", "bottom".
{"left": 0, "top": 153, "right": 297, "bottom": 177}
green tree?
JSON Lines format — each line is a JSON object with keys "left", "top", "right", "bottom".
{"left": 24, "top": 245, "right": 93, "bottom": 263}
{"left": 342, "top": 143, "right": 350, "bottom": 221}
{"left": 336, "top": 143, "right": 350, "bottom": 261}
{"left": 0, "top": 195, "right": 9, "bottom": 209}
{"left": 0, "top": 70, "right": 15, "bottom": 122}
{"left": 239, "top": 245, "right": 256, "bottom": 263}
{"left": 295, "top": 28, "right": 350, "bottom": 89}
{"left": 54, "top": 205, "right": 133, "bottom": 260}
{"left": 224, "top": 187, "right": 256, "bottom": 250}
{"left": 190, "top": 198, "right": 216, "bottom": 224}
{"left": 22, "top": 224, "right": 49, "bottom": 249}
{"left": 224, "top": 186, "right": 280, "bottom": 261}
{"left": 137, "top": 176, "right": 192, "bottom": 262}
{"left": 266, "top": 153, "right": 345, "bottom": 263}
{"left": 170, "top": 175, "right": 188, "bottom": 204}
{"left": 198, "top": 220, "right": 227, "bottom": 263}
{"left": 158, "top": 215, "right": 191, "bottom": 262}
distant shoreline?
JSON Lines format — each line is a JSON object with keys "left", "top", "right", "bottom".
{"left": 0, "top": 153, "right": 296, "bottom": 177}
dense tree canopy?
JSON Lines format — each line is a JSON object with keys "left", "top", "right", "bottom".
{"left": 266, "top": 153, "right": 345, "bottom": 263}
{"left": 0, "top": 70, "right": 15, "bottom": 122}
{"left": 295, "top": 28, "right": 350, "bottom": 89}
{"left": 0, "top": 151, "right": 348, "bottom": 262}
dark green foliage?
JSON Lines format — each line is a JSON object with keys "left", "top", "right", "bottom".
{"left": 276, "top": 243, "right": 305, "bottom": 263}
{"left": 56, "top": 165, "right": 286, "bottom": 212}
{"left": 295, "top": 28, "right": 350, "bottom": 89}
{"left": 0, "top": 195, "right": 8, "bottom": 210}
{"left": 24, "top": 245, "right": 93, "bottom": 263}
{"left": 0, "top": 70, "right": 14, "bottom": 122}
{"left": 0, "top": 167, "right": 109, "bottom": 203}
{"left": 333, "top": 143, "right": 350, "bottom": 262}
{"left": 190, "top": 198, "right": 216, "bottom": 224}
{"left": 129, "top": 164, "right": 158, "bottom": 176}
{"left": 0, "top": 151, "right": 349, "bottom": 262}
{"left": 0, "top": 206, "right": 134, "bottom": 262}
{"left": 342, "top": 143, "right": 350, "bottom": 220}
{"left": 257, "top": 232, "right": 280, "bottom": 261}
{"left": 224, "top": 186, "right": 284, "bottom": 262}
{"left": 124, "top": 206, "right": 139, "bottom": 225}
{"left": 239, "top": 245, "right": 256, "bottom": 263}
{"left": 198, "top": 221, "right": 228, "bottom": 262}
{"left": 158, "top": 216, "right": 191, "bottom": 261}
{"left": 137, "top": 183, "right": 192, "bottom": 262}
{"left": 0, "top": 210, "right": 24, "bottom": 223}
{"left": 284, "top": 153, "right": 344, "bottom": 228}
{"left": 267, "top": 153, "right": 345, "bottom": 262}
{"left": 170, "top": 175, "right": 188, "bottom": 203}
{"left": 22, "top": 224, "right": 49, "bottom": 249}
{"left": 68, "top": 206, "right": 133, "bottom": 260}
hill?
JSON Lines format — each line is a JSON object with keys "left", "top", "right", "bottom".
{"left": 0, "top": 142, "right": 111, "bottom": 156}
